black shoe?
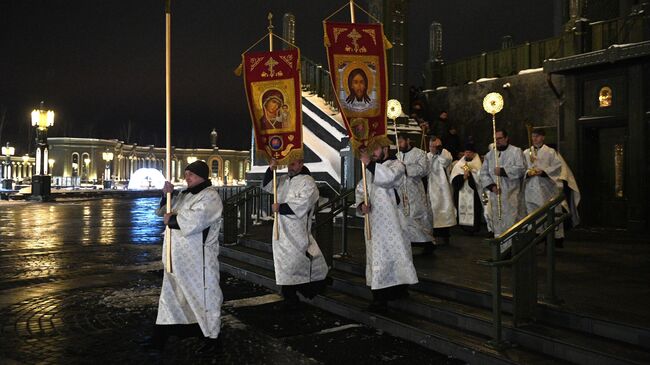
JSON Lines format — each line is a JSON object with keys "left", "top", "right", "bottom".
{"left": 196, "top": 337, "right": 223, "bottom": 355}
{"left": 280, "top": 298, "right": 304, "bottom": 311}
{"left": 366, "top": 300, "right": 388, "bottom": 314}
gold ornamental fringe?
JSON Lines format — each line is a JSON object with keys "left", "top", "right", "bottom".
{"left": 324, "top": 28, "right": 331, "bottom": 48}
{"left": 383, "top": 35, "right": 392, "bottom": 50}
{"left": 234, "top": 62, "right": 243, "bottom": 77}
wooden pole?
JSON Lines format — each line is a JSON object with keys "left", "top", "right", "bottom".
{"left": 361, "top": 162, "right": 371, "bottom": 240}
{"left": 164, "top": 0, "right": 173, "bottom": 273}
{"left": 268, "top": 12, "right": 279, "bottom": 240}
{"left": 492, "top": 114, "right": 502, "bottom": 220}
{"left": 349, "top": 1, "right": 370, "bottom": 239}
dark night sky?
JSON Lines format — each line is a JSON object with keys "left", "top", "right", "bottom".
{"left": 0, "top": 0, "right": 554, "bottom": 154}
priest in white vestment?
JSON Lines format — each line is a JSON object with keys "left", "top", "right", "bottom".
{"left": 397, "top": 135, "right": 434, "bottom": 254}
{"left": 151, "top": 160, "right": 223, "bottom": 353}
{"left": 480, "top": 130, "right": 527, "bottom": 253}
{"left": 263, "top": 157, "right": 328, "bottom": 309}
{"left": 427, "top": 137, "right": 457, "bottom": 246}
{"left": 356, "top": 140, "right": 419, "bottom": 313}
{"left": 450, "top": 143, "right": 483, "bottom": 233}
{"left": 523, "top": 129, "right": 580, "bottom": 246}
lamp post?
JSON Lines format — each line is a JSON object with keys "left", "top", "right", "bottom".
{"left": 102, "top": 151, "right": 114, "bottom": 189}
{"left": 1, "top": 142, "right": 15, "bottom": 190}
{"left": 30, "top": 102, "right": 54, "bottom": 200}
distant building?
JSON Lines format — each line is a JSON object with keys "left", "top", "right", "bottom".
{"left": 45, "top": 137, "right": 250, "bottom": 187}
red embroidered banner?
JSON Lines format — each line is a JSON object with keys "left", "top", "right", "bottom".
{"left": 323, "top": 21, "right": 391, "bottom": 153}
{"left": 242, "top": 48, "right": 303, "bottom": 164}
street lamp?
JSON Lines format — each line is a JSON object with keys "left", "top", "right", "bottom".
{"left": 30, "top": 102, "right": 55, "bottom": 200}
{"left": 102, "top": 151, "right": 114, "bottom": 189}
{"left": 1, "top": 142, "right": 15, "bottom": 190}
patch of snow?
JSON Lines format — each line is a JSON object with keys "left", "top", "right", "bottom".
{"left": 518, "top": 68, "right": 543, "bottom": 75}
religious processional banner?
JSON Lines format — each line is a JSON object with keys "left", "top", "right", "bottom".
{"left": 323, "top": 21, "right": 391, "bottom": 153}
{"left": 242, "top": 48, "right": 303, "bottom": 164}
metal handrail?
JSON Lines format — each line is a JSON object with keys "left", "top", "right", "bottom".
{"left": 477, "top": 193, "right": 570, "bottom": 349}
{"left": 312, "top": 189, "right": 356, "bottom": 260}
{"left": 223, "top": 185, "right": 273, "bottom": 244}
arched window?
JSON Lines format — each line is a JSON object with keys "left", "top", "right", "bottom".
{"left": 211, "top": 159, "right": 219, "bottom": 178}
{"left": 71, "top": 153, "right": 80, "bottom": 176}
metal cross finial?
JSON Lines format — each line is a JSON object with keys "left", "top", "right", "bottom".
{"left": 267, "top": 12, "right": 274, "bottom": 32}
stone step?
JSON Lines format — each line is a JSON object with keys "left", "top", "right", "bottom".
{"left": 333, "top": 257, "right": 650, "bottom": 350}
{"left": 218, "top": 254, "right": 566, "bottom": 365}
{"left": 328, "top": 270, "right": 650, "bottom": 365}
{"left": 222, "top": 242, "right": 650, "bottom": 353}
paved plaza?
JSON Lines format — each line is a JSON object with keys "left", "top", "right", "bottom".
{"left": 0, "top": 197, "right": 462, "bottom": 365}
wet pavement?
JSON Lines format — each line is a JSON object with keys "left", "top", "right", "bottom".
{"left": 0, "top": 197, "right": 463, "bottom": 365}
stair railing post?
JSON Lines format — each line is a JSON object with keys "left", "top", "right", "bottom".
{"left": 490, "top": 241, "right": 504, "bottom": 348}
{"left": 545, "top": 206, "right": 558, "bottom": 303}
{"left": 242, "top": 189, "right": 249, "bottom": 236}
{"left": 340, "top": 194, "right": 349, "bottom": 257}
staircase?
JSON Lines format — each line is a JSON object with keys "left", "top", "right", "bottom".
{"left": 218, "top": 187, "right": 650, "bottom": 365}
{"left": 220, "top": 229, "right": 650, "bottom": 365}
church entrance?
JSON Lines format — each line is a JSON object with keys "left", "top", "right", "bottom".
{"left": 581, "top": 125, "right": 627, "bottom": 229}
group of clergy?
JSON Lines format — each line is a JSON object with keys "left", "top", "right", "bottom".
{"left": 351, "top": 127, "right": 580, "bottom": 311}
{"left": 148, "top": 127, "right": 580, "bottom": 349}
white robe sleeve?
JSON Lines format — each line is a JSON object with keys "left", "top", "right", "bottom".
{"left": 283, "top": 177, "right": 319, "bottom": 219}
{"left": 373, "top": 161, "right": 404, "bottom": 189}
{"left": 405, "top": 150, "right": 428, "bottom": 178}
{"left": 439, "top": 150, "right": 453, "bottom": 169}
{"left": 175, "top": 189, "right": 223, "bottom": 238}
{"left": 502, "top": 149, "right": 527, "bottom": 180}
{"left": 540, "top": 149, "right": 563, "bottom": 180}
{"left": 480, "top": 153, "right": 495, "bottom": 189}
{"left": 155, "top": 194, "right": 178, "bottom": 216}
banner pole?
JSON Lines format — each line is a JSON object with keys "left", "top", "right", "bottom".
{"left": 361, "top": 162, "right": 371, "bottom": 240}
{"left": 268, "top": 12, "right": 280, "bottom": 240}
{"left": 349, "top": 0, "right": 355, "bottom": 23}
{"left": 492, "top": 114, "right": 502, "bottom": 220}
{"left": 164, "top": 0, "right": 173, "bottom": 273}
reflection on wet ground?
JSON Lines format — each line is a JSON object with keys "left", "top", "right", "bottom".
{"left": 0, "top": 198, "right": 163, "bottom": 290}
{"left": 0, "top": 197, "right": 457, "bottom": 365}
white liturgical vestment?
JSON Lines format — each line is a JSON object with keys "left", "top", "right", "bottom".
{"left": 355, "top": 158, "right": 419, "bottom": 290}
{"left": 155, "top": 185, "right": 223, "bottom": 339}
{"left": 263, "top": 169, "right": 328, "bottom": 286}
{"left": 397, "top": 147, "right": 434, "bottom": 243}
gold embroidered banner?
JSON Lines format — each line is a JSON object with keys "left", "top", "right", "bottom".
{"left": 242, "top": 48, "right": 303, "bottom": 164}
{"left": 323, "top": 21, "right": 391, "bottom": 153}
